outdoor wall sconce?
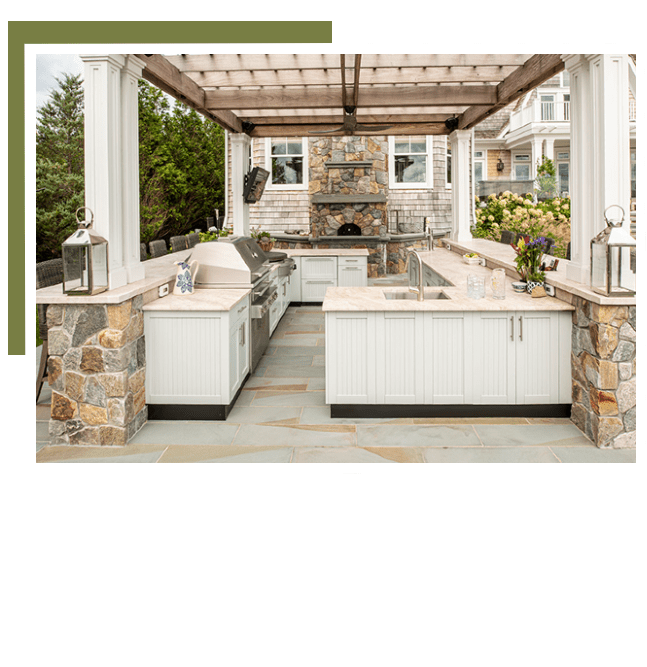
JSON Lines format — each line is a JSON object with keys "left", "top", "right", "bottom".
{"left": 590, "top": 205, "right": 636, "bottom": 297}
{"left": 62, "top": 207, "right": 109, "bottom": 296}
{"left": 497, "top": 158, "right": 505, "bottom": 172}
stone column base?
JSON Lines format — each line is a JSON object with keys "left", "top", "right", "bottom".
{"left": 570, "top": 297, "right": 636, "bottom": 448}
{"left": 46, "top": 295, "right": 147, "bottom": 446}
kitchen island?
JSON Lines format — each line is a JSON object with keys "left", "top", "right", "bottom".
{"left": 323, "top": 247, "right": 575, "bottom": 418}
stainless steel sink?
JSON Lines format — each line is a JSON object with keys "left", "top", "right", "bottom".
{"left": 384, "top": 290, "right": 449, "bottom": 300}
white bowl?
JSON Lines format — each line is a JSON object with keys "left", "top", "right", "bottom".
{"left": 463, "top": 254, "right": 480, "bottom": 265}
{"left": 511, "top": 282, "right": 526, "bottom": 293}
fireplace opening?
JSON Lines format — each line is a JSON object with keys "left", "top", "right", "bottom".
{"left": 337, "top": 222, "right": 362, "bottom": 236}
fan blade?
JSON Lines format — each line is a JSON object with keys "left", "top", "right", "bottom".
{"left": 354, "top": 124, "right": 394, "bottom": 132}
{"left": 308, "top": 126, "right": 347, "bottom": 135}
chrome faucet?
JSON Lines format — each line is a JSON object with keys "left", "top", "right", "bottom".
{"left": 407, "top": 250, "right": 424, "bottom": 301}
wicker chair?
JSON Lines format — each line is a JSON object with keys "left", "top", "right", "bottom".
{"left": 170, "top": 235, "right": 189, "bottom": 253}
{"left": 36, "top": 257, "right": 64, "bottom": 402}
{"left": 499, "top": 230, "right": 515, "bottom": 245}
{"left": 140, "top": 243, "right": 147, "bottom": 261}
{"left": 149, "top": 239, "right": 168, "bottom": 258}
{"left": 187, "top": 232, "right": 200, "bottom": 248}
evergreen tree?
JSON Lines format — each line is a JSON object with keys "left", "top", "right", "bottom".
{"left": 138, "top": 80, "right": 225, "bottom": 242}
{"left": 36, "top": 73, "right": 85, "bottom": 262}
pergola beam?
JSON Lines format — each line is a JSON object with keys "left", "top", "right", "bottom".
{"left": 458, "top": 53, "right": 565, "bottom": 129}
{"left": 205, "top": 84, "right": 497, "bottom": 111}
{"left": 135, "top": 54, "right": 243, "bottom": 133}
{"left": 248, "top": 122, "right": 448, "bottom": 137}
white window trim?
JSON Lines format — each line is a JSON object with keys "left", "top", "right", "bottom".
{"left": 264, "top": 137, "right": 309, "bottom": 191}
{"left": 473, "top": 151, "right": 485, "bottom": 184}
{"left": 388, "top": 136, "right": 433, "bottom": 189}
{"left": 512, "top": 152, "right": 531, "bottom": 181}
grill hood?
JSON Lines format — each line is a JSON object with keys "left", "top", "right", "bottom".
{"left": 190, "top": 236, "right": 271, "bottom": 288}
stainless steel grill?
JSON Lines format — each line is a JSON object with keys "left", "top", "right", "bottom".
{"left": 190, "top": 236, "right": 277, "bottom": 370}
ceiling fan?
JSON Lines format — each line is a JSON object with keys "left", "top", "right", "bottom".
{"left": 309, "top": 55, "right": 394, "bottom": 136}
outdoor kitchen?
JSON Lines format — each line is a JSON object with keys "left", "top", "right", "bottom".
{"left": 35, "top": 53, "right": 637, "bottom": 459}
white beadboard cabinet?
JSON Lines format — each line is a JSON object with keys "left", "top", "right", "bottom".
{"left": 338, "top": 256, "right": 368, "bottom": 287}
{"left": 301, "top": 255, "right": 338, "bottom": 302}
{"left": 325, "top": 309, "right": 572, "bottom": 407}
{"left": 145, "top": 294, "right": 250, "bottom": 408}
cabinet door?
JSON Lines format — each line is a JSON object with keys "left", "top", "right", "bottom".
{"left": 338, "top": 265, "right": 367, "bottom": 287}
{"left": 301, "top": 279, "right": 335, "bottom": 302}
{"left": 238, "top": 317, "right": 250, "bottom": 382}
{"left": 145, "top": 312, "right": 225, "bottom": 404}
{"left": 424, "top": 312, "right": 467, "bottom": 404}
{"left": 375, "top": 311, "right": 424, "bottom": 403}
{"left": 515, "top": 311, "right": 560, "bottom": 404}
{"left": 471, "top": 312, "right": 516, "bottom": 404}
{"left": 325, "top": 312, "right": 376, "bottom": 404}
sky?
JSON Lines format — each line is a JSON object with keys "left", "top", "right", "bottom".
{"left": 35, "top": 54, "right": 83, "bottom": 108}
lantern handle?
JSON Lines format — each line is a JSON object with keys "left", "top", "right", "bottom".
{"left": 75, "top": 207, "right": 95, "bottom": 229}
{"left": 604, "top": 205, "right": 625, "bottom": 227}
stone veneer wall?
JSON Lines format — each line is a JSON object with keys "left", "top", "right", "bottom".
{"left": 570, "top": 298, "right": 636, "bottom": 448}
{"left": 46, "top": 296, "right": 147, "bottom": 446}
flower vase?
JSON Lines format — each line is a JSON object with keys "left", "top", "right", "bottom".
{"left": 259, "top": 240, "right": 274, "bottom": 253}
{"left": 526, "top": 280, "right": 544, "bottom": 295}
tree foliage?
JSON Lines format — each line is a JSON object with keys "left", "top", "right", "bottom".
{"left": 36, "top": 73, "right": 85, "bottom": 262}
{"left": 35, "top": 74, "right": 226, "bottom": 261}
{"left": 138, "top": 80, "right": 225, "bottom": 243}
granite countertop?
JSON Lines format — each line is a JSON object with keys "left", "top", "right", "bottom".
{"left": 142, "top": 288, "right": 250, "bottom": 312}
{"left": 322, "top": 247, "right": 575, "bottom": 312}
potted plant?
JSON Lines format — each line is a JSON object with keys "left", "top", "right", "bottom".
{"left": 250, "top": 227, "right": 275, "bottom": 252}
{"left": 511, "top": 236, "right": 548, "bottom": 293}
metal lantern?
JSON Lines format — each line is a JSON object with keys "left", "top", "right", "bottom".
{"left": 62, "top": 207, "right": 109, "bottom": 296}
{"left": 590, "top": 205, "right": 636, "bottom": 297}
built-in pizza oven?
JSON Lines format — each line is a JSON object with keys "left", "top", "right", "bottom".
{"left": 337, "top": 222, "right": 362, "bottom": 236}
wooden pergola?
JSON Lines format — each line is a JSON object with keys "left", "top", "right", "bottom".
{"left": 134, "top": 53, "right": 565, "bottom": 137}
{"left": 78, "top": 53, "right": 631, "bottom": 292}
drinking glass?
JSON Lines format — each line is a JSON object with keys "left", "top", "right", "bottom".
{"left": 467, "top": 274, "right": 485, "bottom": 299}
{"left": 490, "top": 268, "right": 506, "bottom": 299}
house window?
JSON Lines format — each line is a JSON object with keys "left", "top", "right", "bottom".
{"left": 513, "top": 154, "right": 531, "bottom": 181}
{"left": 540, "top": 95, "right": 555, "bottom": 121}
{"left": 631, "top": 150, "right": 636, "bottom": 198}
{"left": 474, "top": 151, "right": 485, "bottom": 184}
{"left": 265, "top": 138, "right": 308, "bottom": 189}
{"left": 389, "top": 136, "right": 431, "bottom": 188}
{"left": 558, "top": 162, "right": 569, "bottom": 196}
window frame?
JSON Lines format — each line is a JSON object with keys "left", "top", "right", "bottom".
{"left": 388, "top": 136, "right": 433, "bottom": 189}
{"left": 512, "top": 153, "right": 531, "bottom": 181}
{"left": 264, "top": 137, "right": 309, "bottom": 191}
{"left": 473, "top": 150, "right": 485, "bottom": 185}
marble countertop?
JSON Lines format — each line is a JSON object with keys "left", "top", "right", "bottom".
{"left": 442, "top": 238, "right": 636, "bottom": 306}
{"left": 322, "top": 247, "right": 575, "bottom": 312}
{"left": 142, "top": 288, "right": 250, "bottom": 312}
{"left": 36, "top": 250, "right": 193, "bottom": 305}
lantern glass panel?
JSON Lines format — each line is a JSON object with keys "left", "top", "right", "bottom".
{"left": 63, "top": 245, "right": 90, "bottom": 294}
{"left": 591, "top": 241, "right": 607, "bottom": 294}
{"left": 91, "top": 242, "right": 109, "bottom": 291}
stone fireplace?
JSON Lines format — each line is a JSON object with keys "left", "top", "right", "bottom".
{"left": 309, "top": 136, "right": 388, "bottom": 238}
{"left": 274, "top": 135, "right": 430, "bottom": 277}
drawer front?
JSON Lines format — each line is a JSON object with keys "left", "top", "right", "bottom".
{"left": 338, "top": 265, "right": 367, "bottom": 287}
{"left": 301, "top": 256, "right": 337, "bottom": 279}
{"left": 301, "top": 279, "right": 335, "bottom": 302}
{"left": 338, "top": 256, "right": 367, "bottom": 267}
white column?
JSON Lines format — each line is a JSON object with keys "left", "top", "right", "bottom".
{"left": 544, "top": 137, "right": 555, "bottom": 162}
{"left": 121, "top": 55, "right": 146, "bottom": 284}
{"left": 449, "top": 129, "right": 472, "bottom": 243}
{"left": 82, "top": 54, "right": 127, "bottom": 289}
{"left": 563, "top": 54, "right": 593, "bottom": 283}
{"left": 588, "top": 54, "right": 631, "bottom": 232}
{"left": 531, "top": 137, "right": 543, "bottom": 178}
{"left": 229, "top": 133, "right": 251, "bottom": 236}
{"left": 562, "top": 54, "right": 631, "bottom": 284}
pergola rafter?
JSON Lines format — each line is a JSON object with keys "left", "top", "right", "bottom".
{"left": 135, "top": 53, "right": 565, "bottom": 137}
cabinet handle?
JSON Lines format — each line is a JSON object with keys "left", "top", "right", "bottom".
{"left": 343, "top": 267, "right": 361, "bottom": 271}
{"left": 237, "top": 305, "right": 246, "bottom": 314}
{"left": 519, "top": 316, "right": 523, "bottom": 341}
{"left": 306, "top": 280, "right": 333, "bottom": 284}
{"left": 344, "top": 259, "right": 359, "bottom": 263}
{"left": 510, "top": 315, "right": 514, "bottom": 341}
{"left": 283, "top": 283, "right": 286, "bottom": 296}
